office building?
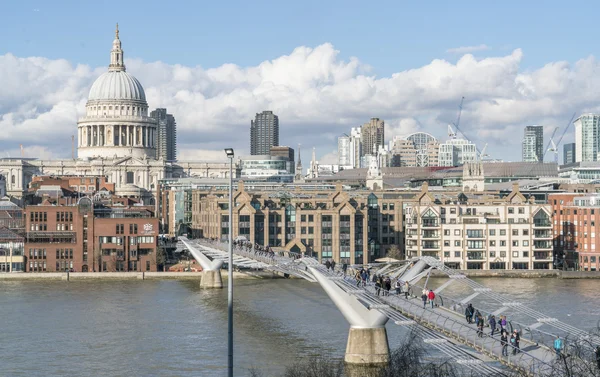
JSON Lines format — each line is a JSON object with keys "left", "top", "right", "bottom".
{"left": 361, "top": 118, "right": 385, "bottom": 156}
{"left": 250, "top": 111, "right": 279, "bottom": 155}
{"left": 438, "top": 138, "right": 477, "bottom": 167}
{"left": 522, "top": 125, "right": 543, "bottom": 162}
{"left": 390, "top": 133, "right": 439, "bottom": 167}
{"left": 338, "top": 135, "right": 351, "bottom": 167}
{"left": 563, "top": 143, "right": 576, "bottom": 165}
{"left": 575, "top": 114, "right": 600, "bottom": 162}
{"left": 150, "top": 108, "right": 177, "bottom": 161}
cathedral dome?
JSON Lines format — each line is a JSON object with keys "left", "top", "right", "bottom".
{"left": 88, "top": 71, "right": 146, "bottom": 102}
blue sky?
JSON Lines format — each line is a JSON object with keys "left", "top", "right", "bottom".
{"left": 2, "top": 0, "right": 600, "bottom": 163}
{"left": 3, "top": 0, "right": 596, "bottom": 76}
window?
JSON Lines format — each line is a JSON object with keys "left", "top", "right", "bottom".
{"left": 489, "top": 251, "right": 496, "bottom": 258}
{"left": 146, "top": 261, "right": 151, "bottom": 271}
{"left": 512, "top": 241, "right": 519, "bottom": 247}
{"left": 444, "top": 251, "right": 450, "bottom": 258}
{"left": 523, "top": 229, "right": 529, "bottom": 236}
{"left": 454, "top": 251, "right": 461, "bottom": 258}
{"left": 500, "top": 240, "right": 506, "bottom": 246}
{"left": 508, "top": 207, "right": 514, "bottom": 214}
{"left": 116, "top": 224, "right": 124, "bottom": 234}
{"left": 500, "top": 251, "right": 506, "bottom": 257}
{"left": 454, "top": 230, "right": 461, "bottom": 236}
{"left": 489, "top": 240, "right": 496, "bottom": 247}
{"left": 444, "top": 230, "right": 450, "bottom": 236}
{"left": 308, "top": 215, "right": 314, "bottom": 222}
{"left": 512, "top": 251, "right": 518, "bottom": 257}
{"left": 518, "top": 207, "right": 524, "bottom": 214}
{"left": 523, "top": 251, "right": 529, "bottom": 257}
{"left": 450, "top": 208, "right": 456, "bottom": 214}
{"left": 500, "top": 230, "right": 506, "bottom": 236}
{"left": 489, "top": 229, "right": 496, "bottom": 236}
{"left": 523, "top": 240, "right": 529, "bottom": 246}
{"left": 444, "top": 241, "right": 450, "bottom": 247}
{"left": 512, "top": 229, "right": 518, "bottom": 236}
{"left": 301, "top": 215, "right": 306, "bottom": 222}
{"left": 454, "top": 241, "right": 461, "bottom": 247}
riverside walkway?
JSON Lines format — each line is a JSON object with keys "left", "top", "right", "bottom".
{"left": 179, "top": 237, "right": 591, "bottom": 376}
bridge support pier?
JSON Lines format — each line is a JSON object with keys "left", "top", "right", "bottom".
{"left": 200, "top": 270, "right": 223, "bottom": 289}
{"left": 345, "top": 327, "right": 389, "bottom": 365}
{"left": 309, "top": 267, "right": 390, "bottom": 370}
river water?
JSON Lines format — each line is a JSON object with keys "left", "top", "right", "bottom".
{"left": 0, "top": 277, "right": 599, "bottom": 377}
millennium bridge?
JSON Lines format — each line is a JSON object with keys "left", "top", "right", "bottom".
{"left": 178, "top": 236, "right": 597, "bottom": 376}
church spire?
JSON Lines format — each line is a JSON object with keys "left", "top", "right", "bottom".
{"left": 109, "top": 23, "right": 126, "bottom": 72}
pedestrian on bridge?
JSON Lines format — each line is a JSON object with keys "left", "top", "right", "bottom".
{"left": 500, "top": 330, "right": 509, "bottom": 356}
{"left": 421, "top": 290, "right": 428, "bottom": 309}
{"left": 361, "top": 269, "right": 368, "bottom": 287}
{"left": 511, "top": 330, "right": 520, "bottom": 355}
{"left": 474, "top": 310, "right": 481, "bottom": 327}
{"left": 395, "top": 279, "right": 402, "bottom": 295}
{"left": 331, "top": 260, "right": 336, "bottom": 271}
{"left": 375, "top": 276, "right": 382, "bottom": 296}
{"left": 465, "top": 304, "right": 474, "bottom": 324}
{"left": 325, "top": 260, "right": 331, "bottom": 270}
{"left": 500, "top": 315, "right": 507, "bottom": 332}
{"left": 404, "top": 281, "right": 410, "bottom": 299}
{"left": 355, "top": 270, "right": 362, "bottom": 287}
{"left": 384, "top": 276, "right": 391, "bottom": 296}
{"left": 477, "top": 315, "right": 484, "bottom": 337}
{"left": 427, "top": 289, "right": 436, "bottom": 308}
{"left": 554, "top": 336, "right": 563, "bottom": 359}
{"left": 489, "top": 315, "right": 497, "bottom": 336}
{"left": 342, "top": 263, "right": 348, "bottom": 276}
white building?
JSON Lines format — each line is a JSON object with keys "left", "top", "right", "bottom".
{"left": 438, "top": 138, "right": 477, "bottom": 167}
{"left": 574, "top": 114, "right": 600, "bottom": 162}
{"left": 0, "top": 25, "right": 232, "bottom": 203}
{"left": 404, "top": 183, "right": 553, "bottom": 270}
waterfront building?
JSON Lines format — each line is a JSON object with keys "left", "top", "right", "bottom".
{"left": 250, "top": 111, "right": 279, "bottom": 155}
{"left": 190, "top": 182, "right": 408, "bottom": 264}
{"left": 150, "top": 108, "right": 177, "bottom": 161}
{"left": 574, "top": 114, "right": 600, "bottom": 162}
{"left": 361, "top": 118, "right": 385, "bottom": 157}
{"left": 338, "top": 135, "right": 351, "bottom": 168}
{"left": 0, "top": 227, "right": 25, "bottom": 272}
{"left": 550, "top": 193, "right": 600, "bottom": 271}
{"left": 0, "top": 26, "right": 233, "bottom": 202}
{"left": 0, "top": 200, "right": 24, "bottom": 230}
{"left": 522, "top": 125, "right": 544, "bottom": 162}
{"left": 405, "top": 183, "right": 553, "bottom": 270}
{"left": 23, "top": 198, "right": 158, "bottom": 272}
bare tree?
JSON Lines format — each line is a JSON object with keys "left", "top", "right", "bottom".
{"left": 385, "top": 245, "right": 403, "bottom": 260}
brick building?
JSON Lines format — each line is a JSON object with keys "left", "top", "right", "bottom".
{"left": 24, "top": 198, "right": 159, "bottom": 272}
{"left": 550, "top": 193, "right": 600, "bottom": 271}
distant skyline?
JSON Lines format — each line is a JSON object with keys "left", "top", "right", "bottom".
{"left": 2, "top": 0, "right": 600, "bottom": 163}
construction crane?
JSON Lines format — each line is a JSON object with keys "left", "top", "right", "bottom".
{"left": 543, "top": 126, "right": 559, "bottom": 160}
{"left": 547, "top": 113, "right": 577, "bottom": 164}
{"left": 479, "top": 143, "right": 489, "bottom": 161}
{"left": 448, "top": 97, "right": 464, "bottom": 139}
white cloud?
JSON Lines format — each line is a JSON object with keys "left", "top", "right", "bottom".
{"left": 0, "top": 43, "right": 598, "bottom": 163}
{"left": 446, "top": 44, "right": 491, "bottom": 54}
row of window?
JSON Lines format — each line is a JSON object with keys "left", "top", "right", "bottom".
{"left": 30, "top": 212, "right": 47, "bottom": 222}
{"left": 442, "top": 251, "right": 541, "bottom": 258}
{"left": 99, "top": 236, "right": 155, "bottom": 244}
{"left": 101, "top": 260, "right": 152, "bottom": 271}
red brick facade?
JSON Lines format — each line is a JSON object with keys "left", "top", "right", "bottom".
{"left": 24, "top": 201, "right": 158, "bottom": 272}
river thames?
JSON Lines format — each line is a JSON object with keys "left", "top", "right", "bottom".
{"left": 1, "top": 277, "right": 599, "bottom": 376}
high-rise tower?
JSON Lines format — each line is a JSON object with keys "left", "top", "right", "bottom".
{"left": 250, "top": 111, "right": 279, "bottom": 155}
{"left": 522, "top": 125, "right": 544, "bottom": 162}
{"left": 361, "top": 118, "right": 385, "bottom": 156}
{"left": 150, "top": 108, "right": 177, "bottom": 161}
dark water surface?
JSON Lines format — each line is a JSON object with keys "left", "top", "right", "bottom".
{"left": 0, "top": 277, "right": 598, "bottom": 376}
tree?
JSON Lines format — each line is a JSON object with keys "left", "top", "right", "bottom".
{"left": 385, "top": 244, "right": 403, "bottom": 260}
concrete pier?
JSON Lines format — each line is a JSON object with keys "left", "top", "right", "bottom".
{"left": 345, "top": 327, "right": 389, "bottom": 365}
{"left": 200, "top": 270, "right": 223, "bottom": 289}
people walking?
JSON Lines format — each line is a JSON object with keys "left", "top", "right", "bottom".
{"left": 404, "top": 281, "right": 410, "bottom": 298}
{"left": 465, "top": 304, "right": 474, "bottom": 324}
{"left": 395, "top": 280, "right": 402, "bottom": 295}
{"left": 427, "top": 289, "right": 436, "bottom": 308}
{"left": 501, "top": 330, "right": 509, "bottom": 356}
{"left": 500, "top": 315, "right": 507, "bottom": 332}
{"left": 331, "top": 260, "right": 336, "bottom": 271}
{"left": 477, "top": 315, "right": 484, "bottom": 337}
{"left": 355, "top": 270, "right": 362, "bottom": 287}
{"left": 375, "top": 276, "right": 382, "bottom": 296}
{"left": 511, "top": 330, "right": 520, "bottom": 355}
{"left": 421, "top": 290, "right": 428, "bottom": 309}
{"left": 474, "top": 310, "right": 481, "bottom": 327}
{"left": 384, "top": 276, "right": 391, "bottom": 296}
{"left": 342, "top": 263, "right": 348, "bottom": 276}
{"left": 554, "top": 336, "right": 563, "bottom": 359}
{"left": 489, "top": 315, "right": 497, "bottom": 336}
{"left": 325, "top": 260, "right": 331, "bottom": 270}
{"left": 361, "top": 270, "right": 368, "bottom": 287}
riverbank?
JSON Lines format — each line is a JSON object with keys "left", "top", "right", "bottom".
{"left": 0, "top": 270, "right": 284, "bottom": 281}
{"left": 431, "top": 269, "right": 600, "bottom": 279}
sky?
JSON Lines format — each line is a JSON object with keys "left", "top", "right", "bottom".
{"left": 1, "top": 0, "right": 600, "bottom": 163}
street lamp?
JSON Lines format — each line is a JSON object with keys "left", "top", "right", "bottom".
{"left": 224, "top": 147, "right": 234, "bottom": 377}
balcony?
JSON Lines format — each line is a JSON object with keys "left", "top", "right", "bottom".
{"left": 534, "top": 252, "right": 552, "bottom": 260}
{"left": 534, "top": 231, "right": 552, "bottom": 239}
{"left": 533, "top": 221, "right": 552, "bottom": 228}
{"left": 422, "top": 242, "right": 440, "bottom": 250}
{"left": 422, "top": 232, "right": 440, "bottom": 239}
{"left": 467, "top": 252, "right": 486, "bottom": 260}
{"left": 422, "top": 221, "right": 439, "bottom": 228}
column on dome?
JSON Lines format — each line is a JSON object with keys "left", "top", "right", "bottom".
{"left": 87, "top": 126, "right": 91, "bottom": 147}
{"left": 100, "top": 125, "right": 105, "bottom": 146}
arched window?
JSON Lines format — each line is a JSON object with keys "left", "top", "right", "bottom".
{"left": 11, "top": 175, "right": 15, "bottom": 185}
